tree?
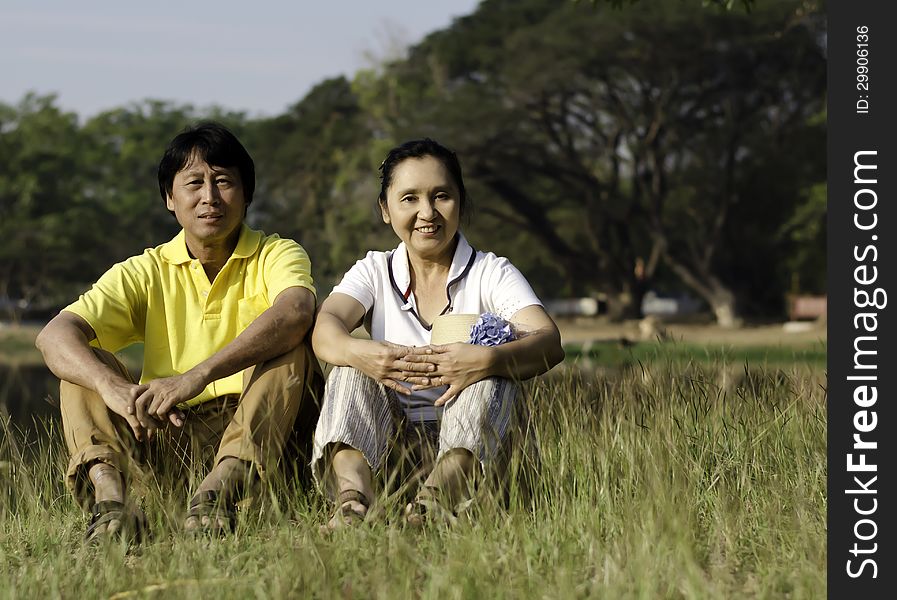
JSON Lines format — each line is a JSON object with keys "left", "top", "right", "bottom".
{"left": 356, "top": 0, "right": 825, "bottom": 324}
{"left": 0, "top": 94, "right": 93, "bottom": 316}
{"left": 0, "top": 97, "right": 244, "bottom": 317}
{"left": 80, "top": 101, "right": 205, "bottom": 263}
{"left": 587, "top": 0, "right": 755, "bottom": 10}
{"left": 0, "top": 0, "right": 824, "bottom": 326}
{"left": 246, "top": 77, "right": 393, "bottom": 292}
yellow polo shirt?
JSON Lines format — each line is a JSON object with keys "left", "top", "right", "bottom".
{"left": 64, "top": 224, "right": 315, "bottom": 406}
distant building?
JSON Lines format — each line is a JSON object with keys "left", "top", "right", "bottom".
{"left": 788, "top": 295, "right": 827, "bottom": 321}
{"left": 544, "top": 297, "right": 600, "bottom": 317}
{"left": 641, "top": 290, "right": 703, "bottom": 317}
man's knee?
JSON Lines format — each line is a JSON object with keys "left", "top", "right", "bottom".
{"left": 244, "top": 341, "right": 319, "bottom": 396}
{"left": 90, "top": 347, "right": 133, "bottom": 379}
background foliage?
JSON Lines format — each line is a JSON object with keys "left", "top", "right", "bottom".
{"left": 0, "top": 0, "right": 825, "bottom": 324}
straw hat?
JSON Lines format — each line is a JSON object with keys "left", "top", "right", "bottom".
{"left": 430, "top": 313, "right": 479, "bottom": 345}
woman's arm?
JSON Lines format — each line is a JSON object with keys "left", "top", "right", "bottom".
{"left": 312, "top": 293, "right": 433, "bottom": 395}
{"left": 488, "top": 304, "right": 566, "bottom": 379}
{"left": 310, "top": 292, "right": 367, "bottom": 367}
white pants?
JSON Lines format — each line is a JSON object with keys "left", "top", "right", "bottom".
{"left": 310, "top": 366, "right": 521, "bottom": 498}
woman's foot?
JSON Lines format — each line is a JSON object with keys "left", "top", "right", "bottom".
{"left": 407, "top": 448, "right": 476, "bottom": 526}
{"left": 184, "top": 457, "right": 254, "bottom": 534}
{"left": 321, "top": 489, "right": 369, "bottom": 533}
{"left": 319, "top": 444, "right": 375, "bottom": 533}
{"left": 404, "top": 486, "right": 457, "bottom": 528}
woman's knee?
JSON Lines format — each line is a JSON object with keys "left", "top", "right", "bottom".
{"left": 453, "top": 377, "right": 517, "bottom": 409}
{"left": 325, "top": 366, "right": 372, "bottom": 387}
{"left": 320, "top": 367, "right": 389, "bottom": 413}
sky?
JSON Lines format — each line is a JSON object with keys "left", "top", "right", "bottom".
{"left": 0, "top": 0, "right": 481, "bottom": 120}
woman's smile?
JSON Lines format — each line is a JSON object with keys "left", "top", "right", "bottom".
{"left": 381, "top": 156, "right": 461, "bottom": 261}
{"left": 415, "top": 224, "right": 441, "bottom": 235}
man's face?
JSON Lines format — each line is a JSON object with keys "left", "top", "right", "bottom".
{"left": 166, "top": 152, "right": 246, "bottom": 249}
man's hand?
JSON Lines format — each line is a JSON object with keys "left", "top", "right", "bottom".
{"left": 349, "top": 339, "right": 436, "bottom": 396}
{"left": 404, "top": 343, "right": 494, "bottom": 406}
{"left": 133, "top": 371, "right": 204, "bottom": 429}
{"left": 95, "top": 378, "right": 152, "bottom": 441}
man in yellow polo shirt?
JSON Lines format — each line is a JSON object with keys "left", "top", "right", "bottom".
{"left": 35, "top": 122, "right": 322, "bottom": 542}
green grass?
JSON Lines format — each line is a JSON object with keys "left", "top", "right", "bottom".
{"left": 0, "top": 327, "right": 142, "bottom": 369}
{"left": 0, "top": 361, "right": 826, "bottom": 599}
{"left": 564, "top": 340, "right": 827, "bottom": 367}
{"left": 0, "top": 327, "right": 44, "bottom": 365}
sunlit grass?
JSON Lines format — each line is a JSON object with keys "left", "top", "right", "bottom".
{"left": 564, "top": 339, "right": 827, "bottom": 367}
{"left": 0, "top": 361, "right": 826, "bottom": 599}
{"left": 0, "top": 325, "right": 44, "bottom": 365}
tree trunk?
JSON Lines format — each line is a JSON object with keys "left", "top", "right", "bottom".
{"left": 708, "top": 288, "right": 740, "bottom": 329}
{"left": 661, "top": 252, "right": 742, "bottom": 328}
{"left": 604, "top": 288, "right": 643, "bottom": 322}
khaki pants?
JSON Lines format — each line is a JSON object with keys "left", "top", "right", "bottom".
{"left": 60, "top": 342, "right": 323, "bottom": 508}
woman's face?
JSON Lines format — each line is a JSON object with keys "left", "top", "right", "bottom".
{"left": 381, "top": 155, "right": 461, "bottom": 261}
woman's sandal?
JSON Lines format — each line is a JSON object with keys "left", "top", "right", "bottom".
{"left": 185, "top": 490, "right": 237, "bottom": 536}
{"left": 84, "top": 500, "right": 148, "bottom": 545}
{"left": 404, "top": 486, "right": 457, "bottom": 528}
{"left": 319, "top": 489, "right": 369, "bottom": 534}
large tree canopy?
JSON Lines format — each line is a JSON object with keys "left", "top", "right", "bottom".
{"left": 353, "top": 0, "right": 825, "bottom": 324}
{"left": 0, "top": 0, "right": 824, "bottom": 326}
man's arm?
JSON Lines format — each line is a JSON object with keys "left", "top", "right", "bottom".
{"left": 35, "top": 311, "right": 150, "bottom": 439}
{"left": 139, "top": 286, "right": 315, "bottom": 425}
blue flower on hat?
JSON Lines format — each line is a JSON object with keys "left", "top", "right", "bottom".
{"left": 469, "top": 312, "right": 515, "bottom": 346}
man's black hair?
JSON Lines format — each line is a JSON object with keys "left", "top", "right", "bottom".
{"left": 157, "top": 122, "right": 255, "bottom": 209}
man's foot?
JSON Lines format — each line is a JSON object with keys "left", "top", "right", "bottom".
{"left": 84, "top": 500, "right": 148, "bottom": 545}
{"left": 184, "top": 457, "right": 254, "bottom": 535}
{"left": 185, "top": 490, "right": 237, "bottom": 536}
{"left": 320, "top": 489, "right": 369, "bottom": 534}
{"left": 84, "top": 462, "right": 134, "bottom": 541}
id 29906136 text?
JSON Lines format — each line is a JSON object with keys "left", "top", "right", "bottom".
{"left": 856, "top": 26, "right": 870, "bottom": 114}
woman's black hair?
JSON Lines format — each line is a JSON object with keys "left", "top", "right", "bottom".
{"left": 378, "top": 138, "right": 469, "bottom": 216}
{"left": 157, "top": 122, "right": 255, "bottom": 210}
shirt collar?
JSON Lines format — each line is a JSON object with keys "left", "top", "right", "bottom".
{"left": 389, "top": 232, "right": 475, "bottom": 297}
{"left": 160, "top": 224, "right": 261, "bottom": 265}
{"left": 231, "top": 224, "right": 263, "bottom": 258}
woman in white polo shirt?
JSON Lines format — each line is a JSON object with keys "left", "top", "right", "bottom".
{"left": 310, "top": 138, "right": 565, "bottom": 530}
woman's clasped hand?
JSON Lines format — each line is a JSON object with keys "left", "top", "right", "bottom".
{"left": 346, "top": 339, "right": 436, "bottom": 395}
{"left": 348, "top": 339, "right": 493, "bottom": 406}
{"left": 403, "top": 343, "right": 494, "bottom": 406}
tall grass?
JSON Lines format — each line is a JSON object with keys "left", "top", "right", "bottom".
{"left": 0, "top": 360, "right": 826, "bottom": 599}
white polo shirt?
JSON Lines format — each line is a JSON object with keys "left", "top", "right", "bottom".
{"left": 331, "top": 233, "right": 542, "bottom": 421}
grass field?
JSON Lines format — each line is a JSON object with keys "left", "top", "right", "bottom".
{"left": 564, "top": 340, "right": 826, "bottom": 368}
{"left": 0, "top": 345, "right": 826, "bottom": 599}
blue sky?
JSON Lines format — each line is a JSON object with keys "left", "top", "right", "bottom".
{"left": 0, "top": 1, "right": 481, "bottom": 119}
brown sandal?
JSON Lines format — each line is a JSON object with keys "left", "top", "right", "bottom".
{"left": 320, "top": 489, "right": 369, "bottom": 533}
{"left": 404, "top": 486, "right": 457, "bottom": 528}
{"left": 186, "top": 490, "right": 237, "bottom": 537}
{"left": 84, "top": 500, "right": 148, "bottom": 545}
